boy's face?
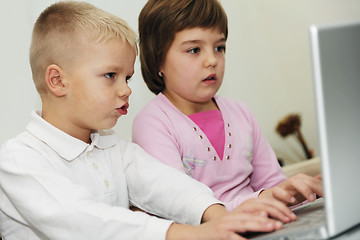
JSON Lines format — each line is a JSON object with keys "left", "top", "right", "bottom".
{"left": 160, "top": 27, "right": 226, "bottom": 106}
{"left": 61, "top": 37, "right": 135, "bottom": 133}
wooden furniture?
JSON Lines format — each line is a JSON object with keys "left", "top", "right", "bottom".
{"left": 282, "top": 157, "right": 321, "bottom": 177}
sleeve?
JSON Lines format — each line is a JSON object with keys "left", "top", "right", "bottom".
{"left": 0, "top": 142, "right": 173, "bottom": 240}
{"left": 132, "top": 105, "right": 185, "bottom": 173}
{"left": 121, "top": 140, "right": 222, "bottom": 225}
{"left": 222, "top": 191, "right": 263, "bottom": 211}
{"left": 240, "top": 104, "right": 287, "bottom": 191}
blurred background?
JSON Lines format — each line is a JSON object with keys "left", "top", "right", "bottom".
{"left": 1, "top": 0, "right": 359, "bottom": 165}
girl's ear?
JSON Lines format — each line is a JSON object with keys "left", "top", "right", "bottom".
{"left": 158, "top": 65, "right": 165, "bottom": 78}
{"left": 45, "top": 64, "right": 67, "bottom": 97}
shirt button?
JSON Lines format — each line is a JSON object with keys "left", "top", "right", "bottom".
{"left": 92, "top": 162, "right": 99, "bottom": 170}
{"left": 228, "top": 132, "right": 232, "bottom": 137}
{"left": 207, "top": 147, "right": 211, "bottom": 151}
{"left": 228, "top": 144, "right": 232, "bottom": 148}
{"left": 213, "top": 156, "right": 217, "bottom": 161}
{"left": 199, "top": 135, "right": 203, "bottom": 139}
{"left": 227, "top": 123, "right": 230, "bottom": 127}
{"left": 104, "top": 179, "right": 110, "bottom": 187}
{"left": 226, "top": 155, "right": 230, "bottom": 160}
{"left": 193, "top": 127, "right": 197, "bottom": 131}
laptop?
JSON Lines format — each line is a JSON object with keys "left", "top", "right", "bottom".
{"left": 247, "top": 20, "right": 360, "bottom": 239}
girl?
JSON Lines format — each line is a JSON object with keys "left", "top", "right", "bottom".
{"left": 133, "top": 0, "right": 322, "bottom": 211}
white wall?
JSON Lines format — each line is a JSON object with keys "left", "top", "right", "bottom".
{"left": 219, "top": 0, "right": 360, "bottom": 164}
{"left": 1, "top": 0, "right": 360, "bottom": 165}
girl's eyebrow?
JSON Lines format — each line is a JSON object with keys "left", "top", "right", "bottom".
{"left": 216, "top": 37, "right": 227, "bottom": 44}
{"left": 181, "top": 37, "right": 226, "bottom": 46}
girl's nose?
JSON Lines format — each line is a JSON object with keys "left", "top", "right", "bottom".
{"left": 204, "top": 50, "right": 218, "bottom": 69}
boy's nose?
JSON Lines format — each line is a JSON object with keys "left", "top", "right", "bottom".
{"left": 117, "top": 82, "right": 132, "bottom": 98}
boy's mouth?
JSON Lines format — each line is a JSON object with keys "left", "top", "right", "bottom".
{"left": 117, "top": 103, "right": 129, "bottom": 115}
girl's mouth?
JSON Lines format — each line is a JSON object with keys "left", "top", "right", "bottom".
{"left": 202, "top": 74, "right": 217, "bottom": 84}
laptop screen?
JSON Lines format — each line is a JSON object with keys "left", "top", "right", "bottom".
{"left": 310, "top": 20, "right": 360, "bottom": 237}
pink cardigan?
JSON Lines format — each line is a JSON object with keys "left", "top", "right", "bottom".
{"left": 132, "top": 93, "right": 287, "bottom": 210}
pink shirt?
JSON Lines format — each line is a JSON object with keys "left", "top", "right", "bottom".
{"left": 132, "top": 93, "right": 287, "bottom": 210}
{"left": 188, "top": 110, "right": 225, "bottom": 159}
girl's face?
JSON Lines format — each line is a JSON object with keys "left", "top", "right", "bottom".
{"left": 160, "top": 27, "right": 226, "bottom": 114}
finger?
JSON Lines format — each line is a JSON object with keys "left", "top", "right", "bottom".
{"left": 302, "top": 174, "right": 324, "bottom": 198}
{"left": 245, "top": 210, "right": 268, "bottom": 217}
{"left": 288, "top": 175, "right": 323, "bottom": 203}
{"left": 272, "top": 186, "right": 298, "bottom": 205}
{"left": 290, "top": 177, "right": 316, "bottom": 202}
{"left": 315, "top": 174, "right": 322, "bottom": 180}
{"left": 278, "top": 174, "right": 312, "bottom": 201}
{"left": 225, "top": 213, "right": 283, "bottom": 234}
{"left": 260, "top": 199, "right": 297, "bottom": 222}
{"left": 241, "top": 198, "right": 296, "bottom": 223}
{"left": 228, "top": 233, "right": 247, "bottom": 240}
{"left": 311, "top": 176, "right": 323, "bottom": 197}
{"left": 236, "top": 218, "right": 283, "bottom": 234}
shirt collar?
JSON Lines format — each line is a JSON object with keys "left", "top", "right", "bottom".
{"left": 26, "top": 111, "right": 117, "bottom": 161}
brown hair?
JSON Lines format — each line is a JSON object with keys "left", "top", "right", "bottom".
{"left": 138, "top": 0, "right": 228, "bottom": 95}
{"left": 30, "top": 1, "right": 137, "bottom": 96}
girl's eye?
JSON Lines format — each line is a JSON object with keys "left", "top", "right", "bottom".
{"left": 188, "top": 47, "right": 200, "bottom": 54}
{"left": 104, "top": 72, "right": 116, "bottom": 79}
{"left": 215, "top": 45, "right": 226, "bottom": 53}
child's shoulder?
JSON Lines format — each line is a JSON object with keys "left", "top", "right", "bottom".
{"left": 215, "top": 95, "right": 252, "bottom": 112}
{"left": 135, "top": 93, "right": 177, "bottom": 119}
{"left": 144, "top": 93, "right": 173, "bottom": 109}
{"left": 1, "top": 131, "right": 37, "bottom": 153}
{"left": 0, "top": 131, "right": 45, "bottom": 168}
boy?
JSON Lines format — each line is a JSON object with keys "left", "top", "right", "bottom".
{"left": 0, "top": 2, "right": 287, "bottom": 239}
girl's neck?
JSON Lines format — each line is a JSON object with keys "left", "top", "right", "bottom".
{"left": 163, "top": 92, "right": 218, "bottom": 116}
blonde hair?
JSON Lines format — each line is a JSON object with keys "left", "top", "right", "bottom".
{"left": 30, "top": 1, "right": 138, "bottom": 95}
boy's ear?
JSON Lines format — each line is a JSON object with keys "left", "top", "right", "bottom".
{"left": 45, "top": 64, "right": 67, "bottom": 97}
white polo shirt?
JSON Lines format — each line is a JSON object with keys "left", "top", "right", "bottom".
{"left": 0, "top": 111, "right": 220, "bottom": 240}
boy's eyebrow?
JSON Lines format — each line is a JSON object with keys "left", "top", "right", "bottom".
{"left": 97, "top": 64, "right": 134, "bottom": 75}
{"left": 104, "top": 64, "right": 124, "bottom": 70}
{"left": 100, "top": 64, "right": 124, "bottom": 71}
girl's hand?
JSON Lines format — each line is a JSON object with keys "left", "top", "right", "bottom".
{"left": 259, "top": 173, "right": 323, "bottom": 206}
{"left": 234, "top": 198, "right": 297, "bottom": 223}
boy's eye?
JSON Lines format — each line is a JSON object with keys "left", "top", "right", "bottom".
{"left": 126, "top": 76, "right": 132, "bottom": 83}
{"left": 215, "top": 45, "right": 226, "bottom": 53}
{"left": 104, "top": 72, "right": 116, "bottom": 79}
{"left": 188, "top": 47, "right": 200, "bottom": 54}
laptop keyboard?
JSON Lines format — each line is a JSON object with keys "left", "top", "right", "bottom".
{"left": 282, "top": 203, "right": 325, "bottom": 231}
{"left": 244, "top": 199, "right": 326, "bottom": 239}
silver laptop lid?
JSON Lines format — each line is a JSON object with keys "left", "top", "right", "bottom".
{"left": 310, "top": 20, "right": 360, "bottom": 237}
